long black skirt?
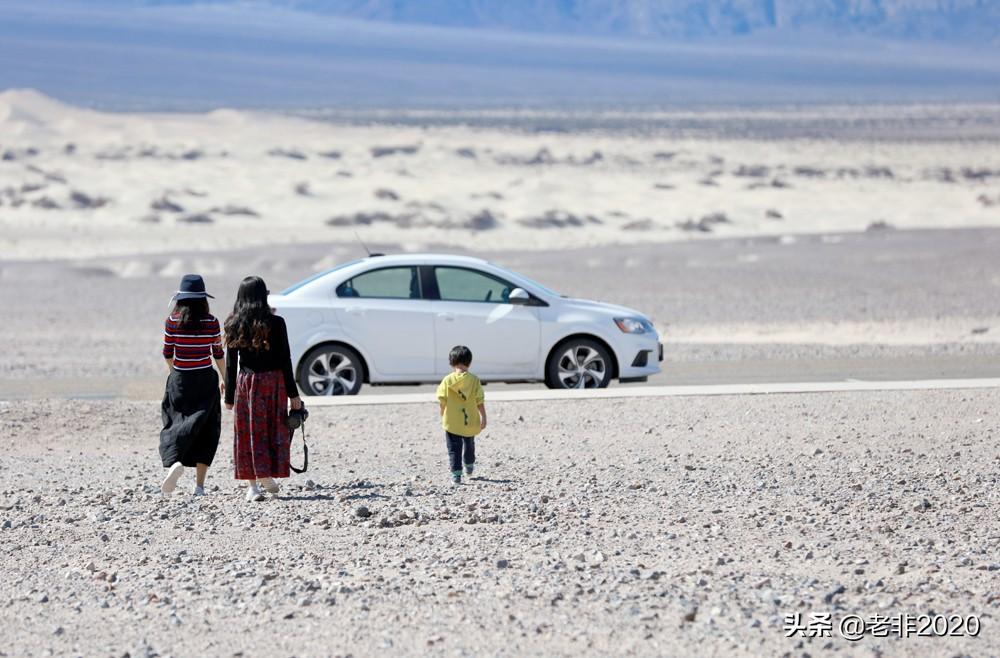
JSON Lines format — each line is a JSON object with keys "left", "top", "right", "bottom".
{"left": 159, "top": 368, "right": 221, "bottom": 467}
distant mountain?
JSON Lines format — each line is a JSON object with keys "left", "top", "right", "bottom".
{"left": 143, "top": 0, "right": 1000, "bottom": 43}
{"left": 3, "top": 1, "right": 999, "bottom": 108}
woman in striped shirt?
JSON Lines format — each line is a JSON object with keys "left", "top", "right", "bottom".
{"left": 159, "top": 274, "right": 226, "bottom": 496}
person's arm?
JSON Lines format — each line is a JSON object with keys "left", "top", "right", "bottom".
{"left": 275, "top": 316, "right": 302, "bottom": 409}
{"left": 162, "top": 318, "right": 175, "bottom": 372}
{"left": 476, "top": 380, "right": 486, "bottom": 430}
{"left": 436, "top": 379, "right": 447, "bottom": 417}
{"left": 211, "top": 318, "right": 226, "bottom": 397}
{"left": 224, "top": 344, "right": 237, "bottom": 408}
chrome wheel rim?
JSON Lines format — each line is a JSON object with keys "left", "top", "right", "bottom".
{"left": 306, "top": 350, "right": 358, "bottom": 395}
{"left": 557, "top": 345, "right": 606, "bottom": 389}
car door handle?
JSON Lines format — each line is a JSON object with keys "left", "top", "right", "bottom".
{"left": 437, "top": 312, "right": 455, "bottom": 322}
{"left": 345, "top": 307, "right": 366, "bottom": 315}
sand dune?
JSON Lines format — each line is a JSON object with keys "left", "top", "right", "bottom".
{"left": 3, "top": 89, "right": 1000, "bottom": 260}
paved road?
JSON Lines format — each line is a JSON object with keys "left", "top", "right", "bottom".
{"left": 308, "top": 377, "right": 1000, "bottom": 406}
{"left": 3, "top": 353, "right": 999, "bottom": 400}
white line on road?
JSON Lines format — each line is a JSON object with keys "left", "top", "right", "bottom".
{"left": 305, "top": 377, "right": 1000, "bottom": 407}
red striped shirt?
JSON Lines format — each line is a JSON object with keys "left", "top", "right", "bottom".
{"left": 163, "top": 314, "right": 224, "bottom": 370}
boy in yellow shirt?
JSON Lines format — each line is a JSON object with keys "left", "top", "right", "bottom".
{"left": 436, "top": 345, "right": 487, "bottom": 485}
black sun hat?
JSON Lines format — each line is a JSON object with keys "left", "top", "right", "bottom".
{"left": 173, "top": 274, "right": 215, "bottom": 301}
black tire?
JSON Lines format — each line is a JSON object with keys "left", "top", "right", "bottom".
{"left": 545, "top": 338, "right": 613, "bottom": 389}
{"left": 298, "top": 344, "right": 364, "bottom": 396}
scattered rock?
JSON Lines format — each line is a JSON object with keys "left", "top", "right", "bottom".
{"left": 211, "top": 205, "right": 259, "bottom": 217}
{"left": 177, "top": 213, "right": 214, "bottom": 224}
{"left": 371, "top": 145, "right": 420, "bottom": 158}
{"left": 151, "top": 196, "right": 183, "bottom": 213}
{"left": 866, "top": 220, "right": 894, "bottom": 232}
{"left": 519, "top": 210, "right": 602, "bottom": 229}
{"left": 676, "top": 212, "right": 730, "bottom": 233}
{"left": 268, "top": 148, "right": 307, "bottom": 160}
{"left": 69, "top": 191, "right": 109, "bottom": 209}
{"left": 375, "top": 188, "right": 400, "bottom": 201}
{"left": 355, "top": 506, "right": 372, "bottom": 519}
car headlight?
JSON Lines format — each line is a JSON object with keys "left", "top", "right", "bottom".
{"left": 614, "top": 317, "right": 653, "bottom": 334}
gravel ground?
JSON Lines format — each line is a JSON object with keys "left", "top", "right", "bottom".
{"left": 1, "top": 390, "right": 997, "bottom": 657}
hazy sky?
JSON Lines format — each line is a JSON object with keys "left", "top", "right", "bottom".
{"left": 1, "top": 1, "right": 999, "bottom": 109}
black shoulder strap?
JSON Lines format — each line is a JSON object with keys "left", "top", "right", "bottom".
{"left": 290, "top": 422, "right": 308, "bottom": 474}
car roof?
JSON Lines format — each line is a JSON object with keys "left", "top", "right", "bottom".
{"left": 357, "top": 253, "right": 491, "bottom": 266}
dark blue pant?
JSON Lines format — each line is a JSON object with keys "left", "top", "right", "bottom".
{"left": 445, "top": 431, "right": 475, "bottom": 475}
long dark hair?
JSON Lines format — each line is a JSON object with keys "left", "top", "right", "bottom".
{"left": 172, "top": 298, "right": 210, "bottom": 330}
{"left": 224, "top": 276, "right": 271, "bottom": 350}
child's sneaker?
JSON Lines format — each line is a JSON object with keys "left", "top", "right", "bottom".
{"left": 465, "top": 464, "right": 475, "bottom": 476}
{"left": 192, "top": 485, "right": 205, "bottom": 496}
{"left": 451, "top": 472, "right": 462, "bottom": 485}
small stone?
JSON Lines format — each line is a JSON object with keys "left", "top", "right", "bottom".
{"left": 355, "top": 506, "right": 371, "bottom": 519}
{"left": 1, "top": 519, "right": 10, "bottom": 530}
{"left": 824, "top": 584, "right": 846, "bottom": 604}
{"left": 682, "top": 606, "right": 698, "bottom": 623}
{"left": 53, "top": 626, "right": 64, "bottom": 636}
{"left": 895, "top": 563, "right": 906, "bottom": 575}
{"left": 914, "top": 498, "right": 931, "bottom": 512}
{"left": 496, "top": 559, "right": 510, "bottom": 569}
{"left": 591, "top": 551, "right": 605, "bottom": 564}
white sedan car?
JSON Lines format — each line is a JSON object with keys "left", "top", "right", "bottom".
{"left": 270, "top": 254, "right": 662, "bottom": 395}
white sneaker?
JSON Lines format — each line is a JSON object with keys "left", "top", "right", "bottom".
{"left": 192, "top": 485, "right": 205, "bottom": 496}
{"left": 246, "top": 483, "right": 264, "bottom": 502}
{"left": 258, "top": 477, "right": 279, "bottom": 494}
{"left": 161, "top": 463, "right": 184, "bottom": 494}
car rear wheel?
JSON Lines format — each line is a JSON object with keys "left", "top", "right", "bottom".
{"left": 545, "top": 338, "right": 612, "bottom": 389}
{"left": 299, "top": 344, "right": 363, "bottom": 396}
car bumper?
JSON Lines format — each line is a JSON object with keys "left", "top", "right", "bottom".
{"left": 615, "top": 335, "right": 663, "bottom": 380}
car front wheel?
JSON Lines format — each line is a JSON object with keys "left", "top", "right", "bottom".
{"left": 545, "top": 338, "right": 612, "bottom": 389}
{"left": 299, "top": 344, "right": 364, "bottom": 396}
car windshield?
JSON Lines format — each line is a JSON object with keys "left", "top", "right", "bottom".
{"left": 491, "top": 264, "right": 564, "bottom": 298}
{"left": 280, "top": 259, "right": 363, "bottom": 295}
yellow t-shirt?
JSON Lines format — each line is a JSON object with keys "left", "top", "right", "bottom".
{"left": 436, "top": 370, "right": 485, "bottom": 437}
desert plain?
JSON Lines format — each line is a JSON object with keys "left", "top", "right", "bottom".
{"left": 1, "top": 93, "right": 999, "bottom": 657}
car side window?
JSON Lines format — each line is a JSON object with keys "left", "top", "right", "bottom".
{"left": 435, "top": 267, "right": 513, "bottom": 303}
{"left": 337, "top": 267, "right": 420, "bottom": 299}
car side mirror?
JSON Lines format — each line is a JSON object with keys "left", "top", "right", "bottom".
{"left": 508, "top": 288, "right": 530, "bottom": 305}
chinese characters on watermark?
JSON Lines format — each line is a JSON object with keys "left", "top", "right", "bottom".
{"left": 784, "top": 613, "right": 981, "bottom": 641}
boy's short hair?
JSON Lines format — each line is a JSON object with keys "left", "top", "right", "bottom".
{"left": 449, "top": 345, "right": 473, "bottom": 367}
